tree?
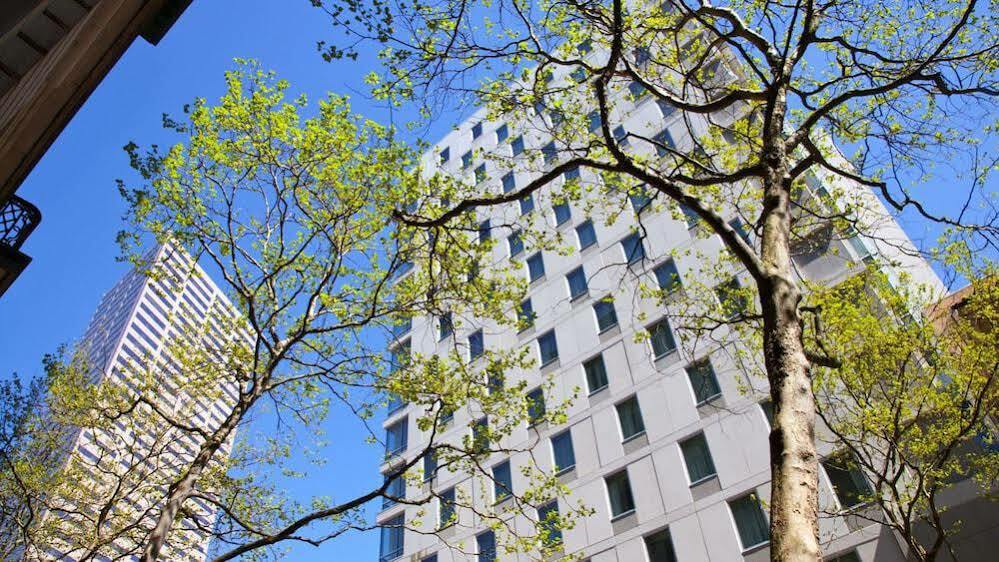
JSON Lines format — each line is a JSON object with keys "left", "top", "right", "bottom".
{"left": 810, "top": 256, "right": 998, "bottom": 562}
{"left": 312, "top": 0, "right": 998, "bottom": 559}
{"left": 2, "top": 62, "right": 587, "bottom": 561}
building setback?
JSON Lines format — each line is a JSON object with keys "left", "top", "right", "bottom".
{"left": 373, "top": 44, "right": 953, "bottom": 562}
{"left": 39, "top": 243, "right": 240, "bottom": 561}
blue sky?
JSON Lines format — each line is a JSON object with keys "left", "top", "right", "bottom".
{"left": 0, "top": 0, "right": 992, "bottom": 560}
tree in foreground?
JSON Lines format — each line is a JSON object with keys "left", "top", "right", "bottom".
{"left": 810, "top": 253, "right": 998, "bottom": 561}
{"left": 1, "top": 63, "right": 588, "bottom": 561}
{"left": 313, "top": 0, "right": 998, "bottom": 558}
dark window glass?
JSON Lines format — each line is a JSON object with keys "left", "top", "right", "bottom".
{"left": 730, "top": 494, "right": 769, "bottom": 550}
{"left": 621, "top": 232, "right": 645, "bottom": 263}
{"left": 469, "top": 330, "right": 484, "bottom": 360}
{"left": 760, "top": 399, "right": 774, "bottom": 427}
{"left": 475, "top": 163, "right": 487, "bottom": 183}
{"left": 527, "top": 387, "right": 546, "bottom": 425}
{"left": 654, "top": 129, "right": 675, "bottom": 156}
{"left": 543, "top": 141, "right": 557, "bottom": 164}
{"left": 386, "top": 392, "right": 405, "bottom": 414}
{"left": 578, "top": 39, "right": 592, "bottom": 53}
{"left": 479, "top": 219, "right": 491, "bottom": 242}
{"left": 679, "top": 203, "right": 699, "bottom": 228}
{"left": 423, "top": 451, "right": 438, "bottom": 481}
{"left": 527, "top": 252, "right": 545, "bottom": 281}
{"left": 439, "top": 487, "right": 456, "bottom": 527}
{"left": 654, "top": 260, "right": 681, "bottom": 293}
{"left": 657, "top": 99, "right": 675, "bottom": 118}
{"left": 680, "top": 433, "right": 717, "bottom": 483}
{"left": 439, "top": 312, "right": 453, "bottom": 340}
{"left": 386, "top": 418, "right": 408, "bottom": 456}
{"left": 576, "top": 220, "right": 598, "bottom": 249}
{"left": 493, "top": 460, "right": 513, "bottom": 501}
{"left": 645, "top": 528, "right": 678, "bottom": 562}
{"left": 823, "top": 454, "right": 872, "bottom": 509}
{"left": 487, "top": 371, "right": 504, "bottom": 394}
{"left": 687, "top": 359, "right": 722, "bottom": 403}
{"left": 715, "top": 277, "right": 749, "bottom": 319}
{"left": 571, "top": 67, "right": 587, "bottom": 82}
{"left": 439, "top": 147, "right": 450, "bottom": 164}
{"left": 520, "top": 194, "right": 535, "bottom": 215}
{"left": 588, "top": 111, "right": 602, "bottom": 132}
{"left": 511, "top": 136, "right": 525, "bottom": 156}
{"left": 567, "top": 266, "right": 588, "bottom": 299}
{"left": 472, "top": 417, "right": 489, "bottom": 452}
{"left": 584, "top": 355, "right": 609, "bottom": 393}
{"left": 617, "top": 396, "right": 646, "bottom": 440}
{"left": 538, "top": 329, "right": 559, "bottom": 365}
{"left": 379, "top": 514, "right": 405, "bottom": 562}
{"left": 383, "top": 473, "right": 404, "bottom": 508}
{"left": 594, "top": 299, "right": 619, "bottom": 332}
{"left": 502, "top": 171, "right": 517, "bottom": 193}
{"left": 390, "top": 339, "right": 410, "bottom": 374}
{"left": 518, "top": 298, "right": 535, "bottom": 329}
{"left": 613, "top": 125, "right": 628, "bottom": 143}
{"left": 628, "top": 81, "right": 648, "bottom": 99}
{"left": 422, "top": 555, "right": 439, "bottom": 562}
{"left": 462, "top": 150, "right": 473, "bottom": 168}
{"left": 472, "top": 122, "right": 483, "bottom": 139}
{"left": 729, "top": 217, "right": 752, "bottom": 244}
{"left": 496, "top": 124, "right": 508, "bottom": 142}
{"left": 564, "top": 166, "right": 580, "bottom": 181}
{"left": 551, "top": 430, "right": 576, "bottom": 472}
{"left": 508, "top": 231, "right": 524, "bottom": 256}
{"left": 634, "top": 46, "right": 651, "bottom": 65}
{"left": 606, "top": 470, "right": 636, "bottom": 517}
{"left": 477, "top": 530, "right": 496, "bottom": 562}
{"left": 538, "top": 501, "right": 562, "bottom": 546}
{"left": 553, "top": 202, "right": 572, "bottom": 225}
{"left": 649, "top": 317, "right": 677, "bottom": 358}
{"left": 630, "top": 185, "right": 653, "bottom": 213}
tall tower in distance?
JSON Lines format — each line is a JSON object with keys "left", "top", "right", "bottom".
{"left": 37, "top": 243, "right": 241, "bottom": 562}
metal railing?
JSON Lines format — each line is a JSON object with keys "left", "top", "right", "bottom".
{"left": 0, "top": 195, "right": 41, "bottom": 251}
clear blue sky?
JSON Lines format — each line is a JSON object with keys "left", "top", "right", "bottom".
{"left": 0, "top": 1, "right": 990, "bottom": 559}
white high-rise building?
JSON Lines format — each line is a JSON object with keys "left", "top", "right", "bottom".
{"left": 374, "top": 47, "right": 953, "bottom": 562}
{"left": 39, "top": 244, "right": 241, "bottom": 562}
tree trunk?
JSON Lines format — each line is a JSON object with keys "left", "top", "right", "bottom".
{"left": 759, "top": 125, "right": 820, "bottom": 560}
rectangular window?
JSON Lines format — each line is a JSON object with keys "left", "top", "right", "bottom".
{"left": 538, "top": 329, "right": 559, "bottom": 365}
{"left": 386, "top": 393, "right": 405, "bottom": 414}
{"left": 439, "top": 487, "right": 456, "bottom": 527}
{"left": 423, "top": 451, "right": 438, "bottom": 482}
{"left": 657, "top": 99, "right": 675, "bottom": 119}
{"left": 715, "top": 277, "right": 749, "bottom": 319}
{"left": 472, "top": 417, "right": 489, "bottom": 452}
{"left": 564, "top": 166, "right": 580, "bottom": 181}
{"left": 823, "top": 453, "right": 872, "bottom": 509}
{"left": 729, "top": 217, "right": 752, "bottom": 244}
{"left": 439, "top": 147, "right": 450, "bottom": 164}
{"left": 472, "top": 122, "right": 483, "bottom": 139}
{"left": 613, "top": 125, "right": 628, "bottom": 144}
{"left": 519, "top": 194, "right": 535, "bottom": 215}
{"left": 384, "top": 473, "right": 404, "bottom": 508}
{"left": 621, "top": 232, "right": 646, "bottom": 264}
{"left": 584, "top": 354, "right": 609, "bottom": 393}
{"left": 487, "top": 371, "right": 504, "bottom": 395}
{"left": 492, "top": 460, "right": 513, "bottom": 501}
{"left": 634, "top": 46, "right": 651, "bottom": 65}
{"left": 439, "top": 312, "right": 454, "bottom": 340}
{"left": 390, "top": 339, "right": 410, "bottom": 373}
{"left": 543, "top": 141, "right": 557, "bottom": 165}
{"left": 654, "top": 129, "right": 675, "bottom": 156}
{"left": 391, "top": 317, "right": 412, "bottom": 339}
{"left": 386, "top": 418, "right": 408, "bottom": 456}
{"left": 527, "top": 387, "right": 546, "bottom": 425}
{"left": 588, "top": 110, "right": 601, "bottom": 132}
{"left": 629, "top": 185, "right": 652, "bottom": 213}
{"left": 686, "top": 358, "right": 722, "bottom": 404}
{"left": 649, "top": 317, "right": 677, "bottom": 358}
{"left": 576, "top": 220, "right": 598, "bottom": 250}
{"left": 502, "top": 171, "right": 517, "bottom": 193}
{"left": 553, "top": 201, "right": 572, "bottom": 225}
{"left": 679, "top": 203, "right": 699, "bottom": 228}
{"left": 571, "top": 67, "right": 587, "bottom": 83}
{"left": 496, "top": 123, "right": 509, "bottom": 142}
{"left": 462, "top": 150, "right": 473, "bottom": 169}
{"left": 653, "top": 259, "right": 681, "bottom": 293}
{"left": 527, "top": 252, "right": 545, "bottom": 281}
{"left": 730, "top": 494, "right": 770, "bottom": 550}
{"left": 475, "top": 163, "right": 487, "bottom": 183}
{"left": 477, "top": 530, "right": 496, "bottom": 562}
{"left": 379, "top": 514, "right": 405, "bottom": 562}
{"left": 594, "top": 299, "right": 619, "bottom": 332}
{"left": 469, "top": 330, "right": 484, "bottom": 360}
{"left": 628, "top": 81, "right": 648, "bottom": 100}
{"left": 567, "top": 266, "right": 588, "bottom": 299}
{"left": 508, "top": 231, "right": 524, "bottom": 257}
{"left": 478, "top": 219, "right": 491, "bottom": 242}
{"left": 422, "top": 555, "right": 438, "bottom": 562}
{"left": 616, "top": 396, "right": 646, "bottom": 440}
{"left": 606, "top": 470, "right": 636, "bottom": 518}
{"left": 518, "top": 298, "right": 535, "bottom": 329}
{"left": 538, "top": 501, "right": 562, "bottom": 546}
{"left": 644, "top": 528, "right": 678, "bottom": 562}
{"left": 680, "top": 432, "right": 718, "bottom": 483}
{"left": 511, "top": 136, "right": 525, "bottom": 156}
{"left": 551, "top": 430, "right": 576, "bottom": 472}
